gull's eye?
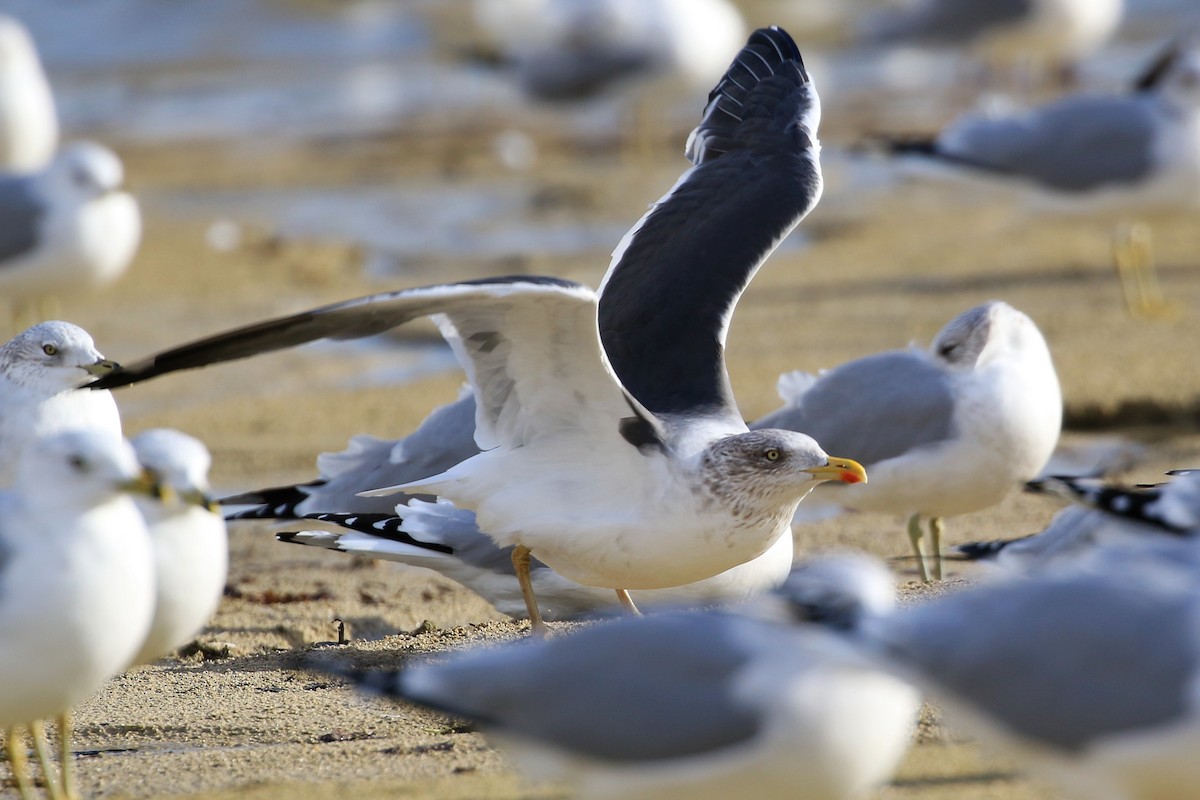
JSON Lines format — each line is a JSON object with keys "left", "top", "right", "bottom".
{"left": 68, "top": 455, "right": 88, "bottom": 472}
{"left": 938, "top": 343, "right": 957, "bottom": 358}
{"left": 42, "top": 343, "right": 58, "bottom": 356}
{"left": 764, "top": 448, "right": 781, "bottom": 462}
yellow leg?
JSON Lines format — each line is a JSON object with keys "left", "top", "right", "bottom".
{"left": 615, "top": 589, "right": 641, "bottom": 616}
{"left": 929, "top": 517, "right": 945, "bottom": 581}
{"left": 5, "top": 727, "right": 36, "bottom": 800}
{"left": 58, "top": 714, "right": 77, "bottom": 800}
{"left": 1114, "top": 222, "right": 1170, "bottom": 318}
{"left": 907, "top": 514, "right": 930, "bottom": 583}
{"left": 30, "top": 720, "right": 65, "bottom": 800}
{"left": 511, "top": 546, "right": 546, "bottom": 636}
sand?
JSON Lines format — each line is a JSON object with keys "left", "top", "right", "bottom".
{"left": 11, "top": 73, "right": 1200, "bottom": 800}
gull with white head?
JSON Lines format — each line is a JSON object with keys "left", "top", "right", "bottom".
{"left": 753, "top": 301, "right": 1061, "bottom": 580}
{"left": 129, "top": 428, "right": 228, "bottom": 666}
{"left": 0, "top": 320, "right": 121, "bottom": 487}
{"left": 0, "top": 140, "right": 141, "bottom": 326}
{"left": 0, "top": 430, "right": 157, "bottom": 800}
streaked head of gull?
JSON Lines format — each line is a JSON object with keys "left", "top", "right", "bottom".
{"left": 44, "top": 141, "right": 127, "bottom": 201}
{"left": 699, "top": 429, "right": 866, "bottom": 515}
{"left": 0, "top": 321, "right": 118, "bottom": 392}
{"left": 131, "top": 428, "right": 217, "bottom": 512}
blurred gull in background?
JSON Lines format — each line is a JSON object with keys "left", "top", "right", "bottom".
{"left": 0, "top": 141, "right": 141, "bottom": 327}
{"left": 471, "top": 0, "right": 746, "bottom": 101}
{"left": 880, "top": 39, "right": 1200, "bottom": 315}
{"left": 952, "top": 470, "right": 1200, "bottom": 572}
{"left": 859, "top": 0, "right": 1124, "bottom": 79}
{"left": 752, "top": 301, "right": 1062, "bottom": 581}
{"left": 0, "top": 15, "right": 56, "bottom": 172}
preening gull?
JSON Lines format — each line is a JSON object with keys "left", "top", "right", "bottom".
{"left": 0, "top": 141, "right": 141, "bottom": 325}
{"left": 472, "top": 0, "right": 746, "bottom": 100}
{"left": 0, "top": 15, "right": 56, "bottom": 172}
{"left": 859, "top": 0, "right": 1123, "bottom": 73}
{"left": 0, "top": 321, "right": 121, "bottom": 487}
{"left": 882, "top": 40, "right": 1200, "bottom": 315}
{"left": 129, "top": 429, "right": 228, "bottom": 666}
{"left": 752, "top": 301, "right": 1061, "bottom": 581}
{"left": 0, "top": 431, "right": 157, "bottom": 800}
{"left": 819, "top": 552, "right": 1200, "bottom": 800}
{"left": 315, "top": 554, "right": 918, "bottom": 800}
{"left": 90, "top": 28, "right": 866, "bottom": 628}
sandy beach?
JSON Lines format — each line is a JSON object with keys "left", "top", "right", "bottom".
{"left": 8, "top": 2, "right": 1200, "bottom": 797}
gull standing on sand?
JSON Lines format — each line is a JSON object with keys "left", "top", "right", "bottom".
{"left": 0, "top": 321, "right": 121, "bottom": 487}
{"left": 0, "top": 431, "right": 157, "bottom": 800}
{"left": 89, "top": 28, "right": 867, "bottom": 629}
{"left": 233, "top": 389, "right": 798, "bottom": 621}
{"left": 882, "top": 40, "right": 1200, "bottom": 314}
{"left": 129, "top": 429, "right": 228, "bottom": 665}
{"left": 0, "top": 15, "right": 57, "bottom": 172}
{"left": 814, "top": 552, "right": 1200, "bottom": 800}
{"left": 319, "top": 555, "right": 918, "bottom": 800}
{"left": 0, "top": 141, "right": 141, "bottom": 326}
{"left": 752, "top": 301, "right": 1061, "bottom": 581}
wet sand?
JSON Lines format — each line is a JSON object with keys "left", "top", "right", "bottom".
{"left": 20, "top": 80, "right": 1200, "bottom": 800}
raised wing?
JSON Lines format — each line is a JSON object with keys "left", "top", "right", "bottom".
{"left": 597, "top": 27, "right": 822, "bottom": 423}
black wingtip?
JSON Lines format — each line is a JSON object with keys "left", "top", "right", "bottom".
{"left": 686, "top": 25, "right": 814, "bottom": 165}
{"left": 1132, "top": 37, "right": 1189, "bottom": 93}
{"left": 948, "top": 538, "right": 1018, "bottom": 562}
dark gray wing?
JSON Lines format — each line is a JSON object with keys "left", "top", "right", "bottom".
{"left": 750, "top": 350, "right": 955, "bottom": 467}
{"left": 863, "top": 0, "right": 1032, "bottom": 45}
{"left": 598, "top": 27, "right": 821, "bottom": 423}
{"left": 934, "top": 94, "right": 1158, "bottom": 192}
{"left": 222, "top": 393, "right": 481, "bottom": 516}
{"left": 363, "top": 612, "right": 770, "bottom": 761}
{"left": 886, "top": 572, "right": 1200, "bottom": 751}
{"left": 86, "top": 275, "right": 582, "bottom": 390}
{"left": 0, "top": 175, "right": 43, "bottom": 263}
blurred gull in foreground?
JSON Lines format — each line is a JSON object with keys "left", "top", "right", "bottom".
{"left": 0, "top": 141, "right": 141, "bottom": 327}
{"left": 319, "top": 555, "right": 918, "bottom": 800}
{"left": 0, "top": 321, "right": 121, "bottom": 487}
{"left": 129, "top": 429, "right": 228, "bottom": 666}
{"left": 881, "top": 40, "right": 1200, "bottom": 315}
{"left": 752, "top": 301, "right": 1062, "bottom": 581}
{"left": 0, "top": 431, "right": 157, "bottom": 800}
{"left": 89, "top": 29, "right": 867, "bottom": 630}
{"left": 824, "top": 551, "right": 1200, "bottom": 800}
{"left": 0, "top": 15, "right": 56, "bottom": 172}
